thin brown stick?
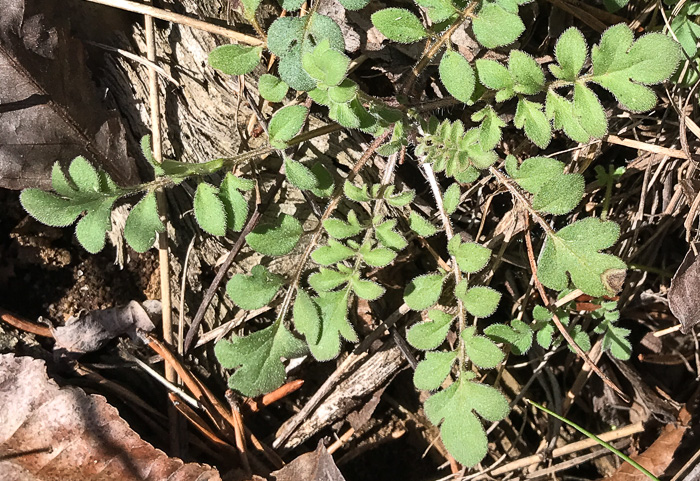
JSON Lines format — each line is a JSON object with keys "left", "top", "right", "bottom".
{"left": 83, "top": 0, "right": 264, "bottom": 46}
{"left": 605, "top": 134, "right": 695, "bottom": 161}
{"left": 168, "top": 392, "right": 238, "bottom": 453}
{"left": 523, "top": 227, "right": 630, "bottom": 403}
{"left": 0, "top": 308, "right": 53, "bottom": 338}
{"left": 244, "top": 380, "right": 305, "bottom": 412}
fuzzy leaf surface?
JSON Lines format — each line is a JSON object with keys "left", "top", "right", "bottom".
{"left": 414, "top": 351, "right": 456, "bottom": 391}
{"left": 227, "top": 265, "right": 283, "bottom": 310}
{"left": 439, "top": 50, "right": 476, "bottom": 103}
{"left": 124, "top": 191, "right": 164, "bottom": 253}
{"left": 461, "top": 326, "right": 505, "bottom": 368}
{"left": 259, "top": 74, "right": 289, "bottom": 102}
{"left": 405, "top": 274, "right": 445, "bottom": 310}
{"left": 308, "top": 289, "right": 356, "bottom": 361}
{"left": 407, "top": 309, "right": 454, "bottom": 350}
{"left": 371, "top": 8, "right": 427, "bottom": 43}
{"left": 484, "top": 319, "right": 533, "bottom": 355}
{"left": 194, "top": 183, "right": 227, "bottom": 236}
{"left": 293, "top": 288, "right": 322, "bottom": 344}
{"left": 209, "top": 45, "right": 262, "bottom": 75}
{"left": 472, "top": 3, "right": 525, "bottom": 48}
{"left": 269, "top": 105, "right": 308, "bottom": 148}
{"left": 219, "top": 173, "right": 249, "bottom": 232}
{"left": 246, "top": 214, "right": 302, "bottom": 256}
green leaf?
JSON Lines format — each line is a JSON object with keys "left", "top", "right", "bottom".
{"left": 538, "top": 217, "right": 627, "bottom": 296}
{"left": 241, "top": 0, "right": 261, "bottom": 18}
{"left": 414, "top": 351, "right": 456, "bottom": 391}
{"left": 439, "top": 50, "right": 476, "bottom": 104}
{"left": 405, "top": 273, "right": 445, "bottom": 311}
{"left": 375, "top": 219, "right": 408, "bottom": 250}
{"left": 476, "top": 59, "right": 514, "bottom": 100}
{"left": 385, "top": 188, "right": 415, "bottom": 207}
{"left": 308, "top": 289, "right": 356, "bottom": 361}
{"left": 371, "top": 8, "right": 427, "bottom": 44}
{"left": 361, "top": 245, "right": 396, "bottom": 267}
{"left": 279, "top": 0, "right": 304, "bottom": 12}
{"left": 308, "top": 163, "right": 335, "bottom": 198}
{"left": 68, "top": 156, "right": 100, "bottom": 192}
{"left": 457, "top": 284, "right": 501, "bottom": 318}
{"left": 259, "top": 74, "right": 289, "bottom": 102}
{"left": 219, "top": 173, "right": 249, "bottom": 232}
{"left": 531, "top": 171, "right": 585, "bottom": 215}
{"left": 472, "top": 106, "right": 505, "bottom": 151}
{"left": 350, "top": 276, "right": 385, "bottom": 300}
{"left": 448, "top": 239, "right": 492, "bottom": 274}
{"left": 409, "top": 211, "right": 438, "bottom": 237}
{"left": 407, "top": 309, "right": 454, "bottom": 350}
{"left": 461, "top": 326, "right": 505, "bottom": 368}
{"left": 269, "top": 105, "right": 308, "bottom": 148}
{"left": 573, "top": 83, "right": 607, "bottom": 138}
{"left": 344, "top": 180, "right": 371, "bottom": 202}
{"left": 416, "top": 0, "right": 458, "bottom": 22}
{"left": 309, "top": 267, "right": 351, "bottom": 292}
{"left": 590, "top": 24, "right": 682, "bottom": 111}
{"left": 472, "top": 3, "right": 525, "bottom": 48}
{"left": 75, "top": 198, "right": 116, "bottom": 254}
{"left": 312, "top": 239, "right": 356, "bottom": 265}
{"left": 329, "top": 102, "right": 360, "bottom": 129}
{"left": 484, "top": 319, "right": 533, "bottom": 355}
{"left": 215, "top": 322, "right": 307, "bottom": 397}
{"left": 603, "top": 324, "right": 632, "bottom": 360}
{"left": 285, "top": 158, "right": 317, "bottom": 191}
{"left": 246, "top": 213, "right": 303, "bottom": 256}
{"left": 443, "top": 183, "right": 461, "bottom": 215}
{"left": 293, "top": 288, "right": 322, "bottom": 344}
{"left": 51, "top": 163, "right": 77, "bottom": 196}
{"left": 514, "top": 99, "right": 551, "bottom": 149}
{"left": 551, "top": 27, "right": 587, "bottom": 81}
{"left": 302, "top": 39, "right": 350, "bottom": 87}
{"left": 124, "top": 191, "right": 165, "bottom": 253}
{"left": 338, "top": 0, "right": 370, "bottom": 10}
{"left": 509, "top": 50, "right": 545, "bottom": 95}
{"left": 194, "top": 183, "right": 227, "bottom": 236}
{"left": 226, "top": 265, "right": 283, "bottom": 310}
{"left": 323, "top": 211, "right": 363, "bottom": 239}
{"left": 425, "top": 378, "right": 509, "bottom": 467}
{"left": 209, "top": 45, "right": 262, "bottom": 76}
{"left": 20, "top": 189, "right": 84, "bottom": 227}
{"left": 545, "top": 90, "right": 591, "bottom": 143}
{"left": 328, "top": 79, "right": 358, "bottom": 103}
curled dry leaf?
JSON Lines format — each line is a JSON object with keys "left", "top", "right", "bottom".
{"left": 271, "top": 441, "right": 345, "bottom": 481}
{"left": 52, "top": 300, "right": 156, "bottom": 355}
{"left": 0, "top": 353, "right": 221, "bottom": 480}
{"left": 668, "top": 246, "right": 700, "bottom": 333}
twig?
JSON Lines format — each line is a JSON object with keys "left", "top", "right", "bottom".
{"left": 327, "top": 427, "right": 355, "bottom": 454}
{"left": 168, "top": 393, "right": 238, "bottom": 453}
{"left": 605, "top": 134, "right": 696, "bottom": 161}
{"left": 82, "top": 40, "right": 180, "bottom": 86}
{"left": 244, "top": 380, "right": 305, "bottom": 412}
{"left": 0, "top": 308, "right": 53, "bottom": 338}
{"left": 83, "top": 0, "right": 264, "bottom": 46}
{"left": 183, "top": 174, "right": 285, "bottom": 353}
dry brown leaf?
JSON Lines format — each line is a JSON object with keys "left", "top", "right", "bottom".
{"left": 0, "top": 0, "right": 139, "bottom": 190}
{"left": 668, "top": 245, "right": 700, "bottom": 333}
{"left": 600, "top": 422, "right": 687, "bottom": 481}
{"left": 52, "top": 301, "right": 156, "bottom": 355}
{"left": 270, "top": 442, "right": 345, "bottom": 481}
{"left": 0, "top": 353, "right": 221, "bottom": 481}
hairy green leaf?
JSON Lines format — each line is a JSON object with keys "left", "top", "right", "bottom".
{"left": 371, "top": 8, "right": 427, "bottom": 43}
{"left": 194, "top": 183, "right": 227, "bottom": 236}
{"left": 407, "top": 309, "right": 454, "bottom": 350}
{"left": 219, "top": 173, "right": 249, "bottom": 232}
{"left": 443, "top": 183, "right": 461, "bottom": 215}
{"left": 573, "top": 83, "right": 608, "bottom": 138}
{"left": 20, "top": 189, "right": 84, "bottom": 227}
{"left": 448, "top": 238, "right": 492, "bottom": 274}
{"left": 461, "top": 326, "right": 505, "bottom": 368}
{"left": 509, "top": 50, "right": 545, "bottom": 95}
{"left": 360, "top": 245, "right": 397, "bottom": 267}
{"left": 308, "top": 267, "right": 351, "bottom": 292}
{"left": 312, "top": 239, "right": 356, "bottom": 265}
{"left": 308, "top": 289, "right": 356, "bottom": 361}
{"left": 375, "top": 219, "right": 408, "bottom": 250}
{"left": 246, "top": 213, "right": 303, "bottom": 256}
{"left": 405, "top": 273, "right": 445, "bottom": 311}
{"left": 302, "top": 39, "right": 350, "bottom": 87}
{"left": 457, "top": 284, "right": 501, "bottom": 318}
{"left": 338, "top": 0, "right": 370, "bottom": 10}
{"left": 293, "top": 288, "right": 322, "bottom": 344}
{"left": 484, "top": 319, "right": 533, "bottom": 355}
{"left": 258, "top": 74, "right": 289, "bottom": 102}
{"left": 409, "top": 210, "right": 438, "bottom": 237}
{"left": 215, "top": 322, "right": 307, "bottom": 397}
{"left": 209, "top": 45, "right": 262, "bottom": 75}
{"left": 472, "top": 106, "right": 505, "bottom": 151}
{"left": 439, "top": 50, "right": 476, "bottom": 103}
{"left": 514, "top": 99, "right": 551, "bottom": 149}
{"left": 75, "top": 198, "right": 116, "bottom": 254}
{"left": 472, "top": 3, "right": 525, "bottom": 48}
{"left": 124, "top": 191, "right": 164, "bottom": 253}
{"left": 350, "top": 276, "right": 385, "bottom": 300}
{"left": 269, "top": 105, "right": 308, "bottom": 148}
{"left": 537, "top": 217, "right": 627, "bottom": 296}
{"left": 551, "top": 27, "right": 587, "bottom": 81}
{"left": 323, "top": 211, "right": 363, "bottom": 239}
{"left": 227, "top": 265, "right": 283, "bottom": 310}
{"left": 414, "top": 351, "right": 456, "bottom": 391}
{"left": 416, "top": 0, "right": 458, "bottom": 22}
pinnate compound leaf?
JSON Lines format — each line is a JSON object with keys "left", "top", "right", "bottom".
{"left": 194, "top": 183, "right": 227, "bottom": 236}
{"left": 371, "top": 8, "right": 427, "bottom": 44}
{"left": 590, "top": 24, "right": 682, "bottom": 111}
{"left": 219, "top": 173, "right": 249, "bottom": 232}
{"left": 425, "top": 378, "right": 509, "bottom": 467}
{"left": 414, "top": 351, "right": 456, "bottom": 391}
{"left": 246, "top": 213, "right": 302, "bottom": 256}
{"left": 226, "top": 265, "right": 283, "bottom": 310}
{"left": 457, "top": 284, "right": 501, "bottom": 318}
{"left": 409, "top": 211, "right": 438, "bottom": 237}
{"left": 405, "top": 274, "right": 445, "bottom": 310}
{"left": 312, "top": 239, "right": 356, "bottom": 265}
{"left": 514, "top": 99, "right": 551, "bottom": 149}
{"left": 461, "top": 326, "right": 505, "bottom": 368}
{"left": 308, "top": 267, "right": 351, "bottom": 292}
{"left": 407, "top": 309, "right": 454, "bottom": 350}
{"left": 551, "top": 27, "right": 587, "bottom": 81}
{"left": 537, "top": 217, "right": 626, "bottom": 296}
{"left": 472, "top": 3, "right": 525, "bottom": 48}
{"left": 259, "top": 74, "right": 289, "bottom": 102}
{"left": 603, "top": 324, "right": 632, "bottom": 360}
{"left": 270, "top": 105, "right": 308, "bottom": 148}
{"left": 439, "top": 50, "right": 476, "bottom": 104}
{"left": 209, "top": 45, "right": 262, "bottom": 75}
{"left": 124, "top": 191, "right": 164, "bottom": 253}
{"left": 323, "top": 211, "right": 363, "bottom": 239}
{"left": 293, "top": 289, "right": 322, "bottom": 344}
{"left": 215, "top": 323, "right": 307, "bottom": 397}
{"left": 484, "top": 319, "right": 533, "bottom": 355}
{"left": 309, "top": 289, "right": 356, "bottom": 361}
{"left": 375, "top": 219, "right": 408, "bottom": 250}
